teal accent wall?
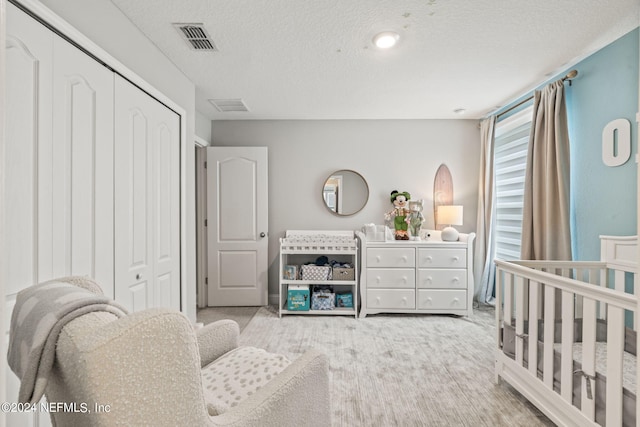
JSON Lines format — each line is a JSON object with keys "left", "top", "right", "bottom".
{"left": 566, "top": 28, "right": 638, "bottom": 261}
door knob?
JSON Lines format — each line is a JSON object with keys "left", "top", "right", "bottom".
{"left": 136, "top": 273, "right": 141, "bottom": 280}
{"left": 260, "top": 232, "right": 266, "bottom": 238}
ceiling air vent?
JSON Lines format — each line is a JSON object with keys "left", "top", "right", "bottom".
{"left": 173, "top": 23, "right": 217, "bottom": 51}
{"left": 209, "top": 99, "right": 249, "bottom": 113}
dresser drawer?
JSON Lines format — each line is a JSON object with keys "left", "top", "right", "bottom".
{"left": 367, "top": 268, "right": 415, "bottom": 289}
{"left": 367, "top": 248, "right": 415, "bottom": 268}
{"left": 417, "top": 269, "right": 466, "bottom": 289}
{"left": 367, "top": 289, "right": 415, "bottom": 309}
{"left": 418, "top": 248, "right": 466, "bottom": 268}
{"left": 418, "top": 289, "right": 467, "bottom": 310}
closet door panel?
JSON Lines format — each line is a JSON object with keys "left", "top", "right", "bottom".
{"left": 5, "top": 5, "right": 53, "bottom": 426}
{"left": 129, "top": 109, "right": 150, "bottom": 267}
{"left": 153, "top": 107, "right": 180, "bottom": 310}
{"left": 51, "top": 36, "right": 114, "bottom": 296}
{"left": 5, "top": 2, "right": 53, "bottom": 295}
{"left": 114, "top": 75, "right": 180, "bottom": 311}
{"left": 115, "top": 79, "right": 153, "bottom": 312}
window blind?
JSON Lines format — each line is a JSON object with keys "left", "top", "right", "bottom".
{"left": 494, "top": 105, "right": 533, "bottom": 260}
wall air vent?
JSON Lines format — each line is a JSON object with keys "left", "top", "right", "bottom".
{"left": 173, "top": 23, "right": 217, "bottom": 51}
{"left": 209, "top": 99, "right": 249, "bottom": 112}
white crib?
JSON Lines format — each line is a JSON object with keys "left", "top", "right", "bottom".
{"left": 495, "top": 235, "right": 638, "bottom": 427}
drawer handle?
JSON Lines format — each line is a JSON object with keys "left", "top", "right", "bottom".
{"left": 426, "top": 276, "right": 433, "bottom": 283}
{"left": 402, "top": 297, "right": 407, "bottom": 305}
{"left": 376, "top": 297, "right": 381, "bottom": 306}
{"left": 376, "top": 256, "right": 381, "bottom": 263}
{"left": 425, "top": 256, "right": 433, "bottom": 262}
{"left": 402, "top": 276, "right": 408, "bottom": 284}
{"left": 452, "top": 256, "right": 460, "bottom": 262}
{"left": 452, "top": 277, "right": 460, "bottom": 283}
{"left": 401, "top": 256, "right": 408, "bottom": 262}
{"left": 376, "top": 276, "right": 381, "bottom": 283}
{"left": 452, "top": 297, "right": 459, "bottom": 305}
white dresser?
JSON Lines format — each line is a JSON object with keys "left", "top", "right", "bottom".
{"left": 358, "top": 231, "right": 475, "bottom": 318}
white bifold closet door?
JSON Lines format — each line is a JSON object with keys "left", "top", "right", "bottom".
{"left": 6, "top": 3, "right": 114, "bottom": 426}
{"left": 5, "top": 4, "right": 181, "bottom": 424}
{"left": 114, "top": 75, "right": 181, "bottom": 313}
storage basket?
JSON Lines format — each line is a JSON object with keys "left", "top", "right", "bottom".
{"left": 300, "top": 265, "right": 332, "bottom": 281}
{"left": 332, "top": 267, "right": 354, "bottom": 281}
{"left": 311, "top": 289, "right": 335, "bottom": 310}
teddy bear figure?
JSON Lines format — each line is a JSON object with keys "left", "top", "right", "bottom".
{"left": 385, "top": 190, "right": 411, "bottom": 240}
{"left": 408, "top": 200, "right": 425, "bottom": 240}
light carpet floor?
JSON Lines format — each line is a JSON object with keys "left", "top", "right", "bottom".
{"left": 239, "top": 306, "right": 554, "bottom": 427}
{"left": 197, "top": 306, "right": 259, "bottom": 332}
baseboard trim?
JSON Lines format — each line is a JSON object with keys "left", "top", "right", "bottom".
{"left": 268, "top": 293, "right": 279, "bottom": 307}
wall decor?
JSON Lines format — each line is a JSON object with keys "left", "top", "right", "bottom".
{"left": 321, "top": 170, "right": 369, "bottom": 216}
{"left": 433, "top": 164, "right": 453, "bottom": 230}
{"left": 602, "top": 118, "right": 631, "bottom": 167}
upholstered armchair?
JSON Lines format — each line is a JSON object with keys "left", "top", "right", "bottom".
{"left": 36, "top": 300, "right": 330, "bottom": 425}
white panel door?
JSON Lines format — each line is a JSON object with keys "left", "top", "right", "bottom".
{"left": 51, "top": 33, "right": 115, "bottom": 297}
{"left": 207, "top": 147, "right": 268, "bottom": 306}
{"left": 114, "top": 75, "right": 180, "bottom": 312}
{"left": 5, "top": 5, "right": 53, "bottom": 426}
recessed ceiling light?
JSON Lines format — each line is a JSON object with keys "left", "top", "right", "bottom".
{"left": 373, "top": 31, "right": 399, "bottom": 49}
{"left": 453, "top": 108, "right": 466, "bottom": 115}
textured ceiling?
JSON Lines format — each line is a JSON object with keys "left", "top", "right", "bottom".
{"left": 109, "top": 0, "right": 639, "bottom": 120}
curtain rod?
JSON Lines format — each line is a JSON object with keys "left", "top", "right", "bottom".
{"left": 496, "top": 70, "right": 578, "bottom": 119}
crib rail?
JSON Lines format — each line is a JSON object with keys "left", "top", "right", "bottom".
{"left": 495, "top": 259, "right": 637, "bottom": 427}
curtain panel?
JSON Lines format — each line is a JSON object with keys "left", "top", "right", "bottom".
{"left": 474, "top": 116, "right": 497, "bottom": 304}
{"left": 521, "top": 80, "right": 572, "bottom": 261}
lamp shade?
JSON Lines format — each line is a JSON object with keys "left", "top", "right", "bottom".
{"left": 437, "top": 205, "right": 463, "bottom": 226}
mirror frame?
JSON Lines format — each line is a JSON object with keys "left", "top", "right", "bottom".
{"left": 322, "top": 169, "right": 369, "bottom": 216}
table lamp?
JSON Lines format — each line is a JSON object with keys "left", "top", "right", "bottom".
{"left": 437, "top": 205, "right": 463, "bottom": 241}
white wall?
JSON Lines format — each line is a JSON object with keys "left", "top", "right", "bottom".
{"left": 211, "top": 119, "right": 480, "bottom": 301}
{"left": 196, "top": 111, "right": 212, "bottom": 143}
{"left": 37, "top": 0, "right": 197, "bottom": 321}
{"left": 0, "top": 0, "right": 6, "bottom": 424}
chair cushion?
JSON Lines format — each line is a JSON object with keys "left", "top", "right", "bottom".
{"left": 201, "top": 346, "right": 291, "bottom": 415}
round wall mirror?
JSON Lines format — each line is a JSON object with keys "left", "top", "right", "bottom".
{"left": 322, "top": 170, "right": 369, "bottom": 216}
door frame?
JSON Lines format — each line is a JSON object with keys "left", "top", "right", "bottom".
{"left": 195, "top": 137, "right": 208, "bottom": 308}
{"left": 9, "top": 0, "right": 189, "bottom": 314}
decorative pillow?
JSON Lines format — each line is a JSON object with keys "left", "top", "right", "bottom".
{"left": 201, "top": 346, "right": 291, "bottom": 416}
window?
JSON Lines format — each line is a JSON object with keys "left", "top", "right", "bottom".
{"left": 494, "top": 105, "right": 533, "bottom": 260}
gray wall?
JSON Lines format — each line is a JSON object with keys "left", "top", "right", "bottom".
{"left": 211, "top": 119, "right": 480, "bottom": 301}
{"left": 196, "top": 110, "right": 212, "bottom": 143}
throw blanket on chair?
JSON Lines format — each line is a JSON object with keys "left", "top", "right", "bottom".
{"left": 7, "top": 277, "right": 128, "bottom": 404}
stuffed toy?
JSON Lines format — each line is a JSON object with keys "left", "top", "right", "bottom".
{"left": 385, "top": 190, "right": 411, "bottom": 240}
{"left": 408, "top": 200, "right": 425, "bottom": 240}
